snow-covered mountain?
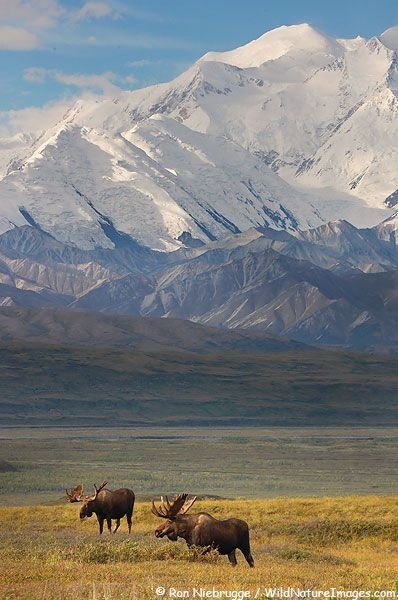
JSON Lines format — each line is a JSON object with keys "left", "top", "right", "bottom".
{"left": 197, "top": 24, "right": 398, "bottom": 209}
{"left": 0, "top": 23, "right": 396, "bottom": 250}
{"left": 0, "top": 116, "right": 327, "bottom": 251}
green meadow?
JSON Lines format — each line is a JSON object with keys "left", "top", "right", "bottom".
{"left": 1, "top": 427, "right": 398, "bottom": 504}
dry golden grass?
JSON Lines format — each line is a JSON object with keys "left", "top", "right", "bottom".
{"left": 0, "top": 497, "right": 397, "bottom": 599}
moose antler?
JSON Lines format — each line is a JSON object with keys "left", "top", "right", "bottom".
{"left": 179, "top": 495, "right": 197, "bottom": 514}
{"left": 92, "top": 480, "right": 108, "bottom": 499}
{"left": 65, "top": 484, "right": 84, "bottom": 503}
{"left": 151, "top": 493, "right": 197, "bottom": 519}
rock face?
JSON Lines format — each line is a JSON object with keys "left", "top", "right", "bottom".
{"left": 0, "top": 219, "right": 397, "bottom": 351}
{"left": 0, "top": 24, "right": 397, "bottom": 250}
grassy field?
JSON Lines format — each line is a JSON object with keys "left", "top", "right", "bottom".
{"left": 1, "top": 496, "right": 398, "bottom": 599}
{"left": 1, "top": 428, "right": 398, "bottom": 504}
{"left": 1, "top": 428, "right": 397, "bottom": 598}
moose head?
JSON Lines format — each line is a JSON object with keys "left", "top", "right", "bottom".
{"left": 78, "top": 481, "right": 108, "bottom": 520}
{"left": 151, "top": 493, "right": 197, "bottom": 540}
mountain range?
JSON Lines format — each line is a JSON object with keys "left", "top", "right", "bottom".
{"left": 0, "top": 24, "right": 398, "bottom": 350}
{"left": 0, "top": 218, "right": 396, "bottom": 350}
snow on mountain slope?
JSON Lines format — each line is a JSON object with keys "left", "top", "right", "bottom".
{"left": 374, "top": 210, "right": 398, "bottom": 247}
{"left": 201, "top": 23, "right": 343, "bottom": 68}
{"left": 288, "top": 183, "right": 388, "bottom": 228}
{"left": 0, "top": 133, "right": 36, "bottom": 178}
{"left": 0, "top": 115, "right": 327, "bottom": 250}
{"left": 380, "top": 26, "right": 398, "bottom": 50}
{"left": 296, "top": 85, "right": 398, "bottom": 206}
{"left": 200, "top": 29, "right": 398, "bottom": 210}
{"left": 295, "top": 38, "right": 398, "bottom": 205}
{"left": 67, "top": 23, "right": 398, "bottom": 212}
{"left": 0, "top": 23, "right": 397, "bottom": 250}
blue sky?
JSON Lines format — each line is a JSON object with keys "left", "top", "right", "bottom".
{"left": 0, "top": 0, "right": 397, "bottom": 120}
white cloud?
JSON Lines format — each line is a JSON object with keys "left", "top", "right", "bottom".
{"left": 0, "top": 1, "right": 194, "bottom": 51}
{"left": 73, "top": 2, "right": 116, "bottom": 22}
{"left": 0, "top": 99, "right": 71, "bottom": 136}
{"left": 23, "top": 66, "right": 48, "bottom": 83}
{"left": 0, "top": 0, "right": 117, "bottom": 50}
{"left": 73, "top": 31, "right": 197, "bottom": 50}
{"left": 110, "top": 3, "right": 176, "bottom": 24}
{"left": 23, "top": 67, "right": 121, "bottom": 94}
{"left": 123, "top": 74, "right": 137, "bottom": 85}
{"left": 127, "top": 59, "right": 161, "bottom": 68}
{"left": 0, "top": 26, "right": 39, "bottom": 50}
{"left": 0, "top": 0, "right": 64, "bottom": 30}
{"left": 54, "top": 70, "right": 119, "bottom": 94}
{"left": 0, "top": 0, "right": 63, "bottom": 49}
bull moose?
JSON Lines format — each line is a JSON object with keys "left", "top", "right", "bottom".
{"left": 66, "top": 481, "right": 135, "bottom": 534}
{"left": 152, "top": 494, "right": 254, "bottom": 567}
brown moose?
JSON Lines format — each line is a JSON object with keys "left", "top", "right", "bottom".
{"left": 66, "top": 481, "right": 135, "bottom": 534}
{"left": 152, "top": 493, "right": 254, "bottom": 567}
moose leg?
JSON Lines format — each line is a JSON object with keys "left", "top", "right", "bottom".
{"left": 113, "top": 519, "right": 121, "bottom": 534}
{"left": 228, "top": 550, "right": 237, "bottom": 567}
{"left": 240, "top": 545, "right": 255, "bottom": 568}
{"left": 127, "top": 511, "right": 133, "bottom": 534}
{"left": 97, "top": 516, "right": 104, "bottom": 535}
{"left": 106, "top": 518, "right": 112, "bottom": 534}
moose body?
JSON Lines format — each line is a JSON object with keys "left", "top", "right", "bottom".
{"left": 152, "top": 495, "right": 254, "bottom": 567}
{"left": 67, "top": 481, "right": 135, "bottom": 534}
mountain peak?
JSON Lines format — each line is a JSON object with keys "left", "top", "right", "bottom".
{"left": 0, "top": 22, "right": 397, "bottom": 252}
{"left": 201, "top": 23, "right": 342, "bottom": 68}
{"left": 380, "top": 25, "right": 398, "bottom": 50}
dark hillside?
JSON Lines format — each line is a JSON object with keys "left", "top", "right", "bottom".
{"left": 0, "top": 341, "right": 397, "bottom": 427}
